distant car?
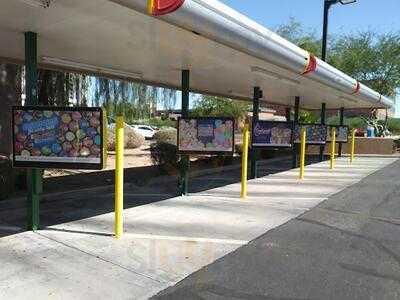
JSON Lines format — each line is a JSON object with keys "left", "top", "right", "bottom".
{"left": 131, "top": 125, "right": 158, "bottom": 139}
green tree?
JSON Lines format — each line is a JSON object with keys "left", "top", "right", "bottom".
{"left": 329, "top": 31, "right": 400, "bottom": 97}
{"left": 276, "top": 18, "right": 321, "bottom": 56}
{"left": 192, "top": 95, "right": 249, "bottom": 119}
{"left": 276, "top": 19, "right": 400, "bottom": 98}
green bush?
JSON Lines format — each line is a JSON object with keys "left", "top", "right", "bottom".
{"left": 154, "top": 128, "right": 177, "bottom": 145}
{"left": 298, "top": 110, "right": 319, "bottom": 123}
{"left": 387, "top": 118, "right": 400, "bottom": 134}
{"left": 150, "top": 142, "right": 179, "bottom": 173}
{"left": 346, "top": 117, "right": 367, "bottom": 130}
{"left": 151, "top": 128, "right": 179, "bottom": 172}
{"left": 107, "top": 124, "right": 145, "bottom": 151}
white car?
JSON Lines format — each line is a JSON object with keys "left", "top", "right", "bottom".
{"left": 131, "top": 125, "right": 158, "bottom": 139}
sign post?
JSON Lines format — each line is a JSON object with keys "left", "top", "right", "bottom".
{"left": 292, "top": 96, "right": 300, "bottom": 168}
{"left": 25, "top": 31, "right": 41, "bottom": 231}
{"left": 180, "top": 70, "right": 190, "bottom": 195}
{"left": 250, "top": 87, "right": 262, "bottom": 179}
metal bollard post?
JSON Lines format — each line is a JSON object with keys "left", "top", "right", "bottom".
{"left": 241, "top": 124, "right": 250, "bottom": 199}
{"left": 299, "top": 128, "right": 306, "bottom": 179}
{"left": 115, "top": 116, "right": 124, "bottom": 239}
{"left": 330, "top": 127, "right": 336, "bottom": 169}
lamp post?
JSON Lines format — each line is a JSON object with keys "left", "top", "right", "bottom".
{"left": 321, "top": 0, "right": 356, "bottom": 61}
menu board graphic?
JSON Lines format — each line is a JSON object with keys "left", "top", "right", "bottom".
{"left": 178, "top": 117, "right": 235, "bottom": 154}
{"left": 252, "top": 121, "right": 293, "bottom": 147}
{"left": 294, "top": 124, "right": 327, "bottom": 145}
{"left": 327, "top": 125, "right": 349, "bottom": 143}
{"left": 12, "top": 106, "right": 106, "bottom": 170}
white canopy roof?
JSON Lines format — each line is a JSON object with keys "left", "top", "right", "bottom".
{"left": 0, "top": 0, "right": 394, "bottom": 109}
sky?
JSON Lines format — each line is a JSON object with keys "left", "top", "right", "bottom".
{"left": 219, "top": 0, "right": 400, "bottom": 115}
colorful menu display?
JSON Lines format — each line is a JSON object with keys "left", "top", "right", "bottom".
{"left": 178, "top": 117, "right": 235, "bottom": 154}
{"left": 294, "top": 124, "right": 327, "bottom": 145}
{"left": 327, "top": 125, "right": 349, "bottom": 143}
{"left": 252, "top": 121, "right": 293, "bottom": 147}
{"left": 12, "top": 106, "right": 106, "bottom": 169}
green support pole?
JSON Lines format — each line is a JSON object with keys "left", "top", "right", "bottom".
{"left": 25, "top": 31, "right": 42, "bottom": 231}
{"left": 292, "top": 96, "right": 300, "bottom": 168}
{"left": 319, "top": 103, "right": 326, "bottom": 162}
{"left": 180, "top": 70, "right": 190, "bottom": 195}
{"left": 250, "top": 87, "right": 261, "bottom": 179}
{"left": 338, "top": 107, "right": 344, "bottom": 157}
{"left": 285, "top": 107, "right": 291, "bottom": 122}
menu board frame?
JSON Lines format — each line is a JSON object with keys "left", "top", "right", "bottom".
{"left": 177, "top": 117, "right": 235, "bottom": 155}
{"left": 293, "top": 123, "right": 328, "bottom": 145}
{"left": 326, "top": 125, "right": 349, "bottom": 143}
{"left": 12, "top": 106, "right": 107, "bottom": 170}
{"left": 251, "top": 120, "right": 293, "bottom": 148}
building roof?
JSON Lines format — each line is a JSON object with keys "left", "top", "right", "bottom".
{"left": 0, "top": 0, "right": 394, "bottom": 109}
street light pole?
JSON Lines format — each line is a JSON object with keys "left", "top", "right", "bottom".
{"left": 321, "top": 0, "right": 332, "bottom": 61}
{"left": 321, "top": 0, "right": 356, "bottom": 61}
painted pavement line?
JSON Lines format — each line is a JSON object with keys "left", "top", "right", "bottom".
{"left": 124, "top": 233, "right": 249, "bottom": 245}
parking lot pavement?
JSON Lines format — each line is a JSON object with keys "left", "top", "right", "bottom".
{"left": 154, "top": 157, "right": 400, "bottom": 300}
{"left": 0, "top": 156, "right": 398, "bottom": 299}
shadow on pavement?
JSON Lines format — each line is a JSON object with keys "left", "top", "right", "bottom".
{"left": 0, "top": 154, "right": 326, "bottom": 239}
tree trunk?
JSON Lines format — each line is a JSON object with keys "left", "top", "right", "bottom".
{"left": 0, "top": 63, "right": 21, "bottom": 156}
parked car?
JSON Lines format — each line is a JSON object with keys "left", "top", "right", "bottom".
{"left": 131, "top": 125, "right": 158, "bottom": 139}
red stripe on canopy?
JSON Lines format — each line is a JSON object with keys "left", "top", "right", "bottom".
{"left": 301, "top": 54, "right": 317, "bottom": 75}
{"left": 151, "top": 0, "right": 185, "bottom": 15}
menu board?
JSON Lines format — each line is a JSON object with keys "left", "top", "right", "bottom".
{"left": 178, "top": 117, "right": 235, "bottom": 154}
{"left": 252, "top": 121, "right": 293, "bottom": 147}
{"left": 294, "top": 124, "right": 327, "bottom": 145}
{"left": 327, "top": 125, "right": 349, "bottom": 143}
{"left": 12, "top": 106, "right": 107, "bottom": 170}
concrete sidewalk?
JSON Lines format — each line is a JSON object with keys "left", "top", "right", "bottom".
{"left": 0, "top": 156, "right": 397, "bottom": 299}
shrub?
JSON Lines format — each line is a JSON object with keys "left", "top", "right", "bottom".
{"left": 151, "top": 128, "right": 179, "bottom": 172}
{"left": 107, "top": 124, "right": 145, "bottom": 151}
{"left": 387, "top": 118, "right": 400, "bottom": 134}
{"left": 150, "top": 142, "right": 179, "bottom": 173}
{"left": 125, "top": 128, "right": 145, "bottom": 149}
{"left": 154, "top": 128, "right": 177, "bottom": 145}
{"left": 346, "top": 117, "right": 367, "bottom": 130}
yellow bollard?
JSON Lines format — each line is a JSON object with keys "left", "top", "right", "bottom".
{"left": 115, "top": 116, "right": 124, "bottom": 239}
{"left": 330, "top": 127, "right": 336, "bottom": 169}
{"left": 299, "top": 127, "right": 306, "bottom": 179}
{"left": 350, "top": 128, "right": 356, "bottom": 163}
{"left": 241, "top": 124, "right": 250, "bottom": 199}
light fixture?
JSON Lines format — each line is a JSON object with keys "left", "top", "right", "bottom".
{"left": 18, "top": 0, "right": 52, "bottom": 8}
{"left": 42, "top": 56, "right": 143, "bottom": 80}
{"left": 251, "top": 66, "right": 300, "bottom": 86}
{"left": 339, "top": 0, "right": 356, "bottom": 5}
